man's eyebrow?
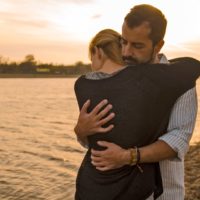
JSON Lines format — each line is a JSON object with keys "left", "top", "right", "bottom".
{"left": 121, "top": 37, "right": 144, "bottom": 45}
{"left": 131, "top": 42, "right": 144, "bottom": 45}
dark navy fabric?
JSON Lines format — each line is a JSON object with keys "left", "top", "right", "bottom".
{"left": 74, "top": 57, "right": 200, "bottom": 200}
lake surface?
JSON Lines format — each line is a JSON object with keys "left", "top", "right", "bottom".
{"left": 0, "top": 78, "right": 199, "bottom": 200}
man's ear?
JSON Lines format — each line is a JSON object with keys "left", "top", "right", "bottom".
{"left": 154, "top": 40, "right": 164, "bottom": 54}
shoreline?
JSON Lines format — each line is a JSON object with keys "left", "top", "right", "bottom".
{"left": 0, "top": 74, "right": 79, "bottom": 78}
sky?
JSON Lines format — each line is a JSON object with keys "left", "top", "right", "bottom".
{"left": 0, "top": 0, "right": 200, "bottom": 65}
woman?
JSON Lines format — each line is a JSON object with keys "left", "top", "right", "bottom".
{"left": 74, "top": 29, "right": 200, "bottom": 200}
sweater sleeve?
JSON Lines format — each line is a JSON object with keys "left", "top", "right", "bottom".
{"left": 159, "top": 87, "right": 197, "bottom": 160}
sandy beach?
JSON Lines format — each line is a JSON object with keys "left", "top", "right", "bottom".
{"left": 184, "top": 107, "right": 200, "bottom": 200}
{"left": 185, "top": 141, "right": 200, "bottom": 200}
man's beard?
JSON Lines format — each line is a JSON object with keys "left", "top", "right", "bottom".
{"left": 122, "top": 49, "right": 155, "bottom": 65}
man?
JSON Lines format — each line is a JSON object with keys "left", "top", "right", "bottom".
{"left": 74, "top": 4, "right": 197, "bottom": 200}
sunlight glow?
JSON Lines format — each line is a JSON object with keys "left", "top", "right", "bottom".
{"left": 0, "top": 0, "right": 199, "bottom": 64}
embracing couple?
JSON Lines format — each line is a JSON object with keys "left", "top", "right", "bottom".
{"left": 73, "top": 4, "right": 200, "bottom": 200}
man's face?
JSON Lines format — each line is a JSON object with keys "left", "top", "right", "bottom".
{"left": 121, "top": 21, "right": 160, "bottom": 65}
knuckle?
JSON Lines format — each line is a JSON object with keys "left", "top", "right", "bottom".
{"left": 96, "top": 121, "right": 102, "bottom": 126}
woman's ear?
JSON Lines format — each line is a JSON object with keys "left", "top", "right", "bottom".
{"left": 92, "top": 46, "right": 102, "bottom": 60}
{"left": 98, "top": 47, "right": 106, "bottom": 60}
{"left": 91, "top": 46, "right": 101, "bottom": 61}
{"left": 93, "top": 46, "right": 98, "bottom": 56}
{"left": 92, "top": 47, "right": 106, "bottom": 70}
{"left": 95, "top": 47, "right": 102, "bottom": 59}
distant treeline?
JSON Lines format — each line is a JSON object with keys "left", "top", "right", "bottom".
{"left": 0, "top": 54, "right": 91, "bottom": 75}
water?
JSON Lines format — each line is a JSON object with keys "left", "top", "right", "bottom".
{"left": 0, "top": 78, "right": 200, "bottom": 200}
{"left": 0, "top": 78, "right": 86, "bottom": 200}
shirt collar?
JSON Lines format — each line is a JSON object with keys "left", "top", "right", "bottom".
{"left": 158, "top": 53, "right": 169, "bottom": 64}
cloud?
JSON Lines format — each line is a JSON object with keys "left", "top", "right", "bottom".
{"left": 0, "top": 0, "right": 95, "bottom": 30}
{"left": 4, "top": 0, "right": 94, "bottom": 5}
{"left": 50, "top": 0, "right": 94, "bottom": 4}
{"left": 164, "top": 41, "right": 200, "bottom": 60}
{"left": 91, "top": 14, "right": 102, "bottom": 19}
{"left": 0, "top": 40, "right": 89, "bottom": 65}
{"left": 13, "top": 19, "right": 50, "bottom": 28}
{"left": 0, "top": 11, "right": 51, "bottom": 30}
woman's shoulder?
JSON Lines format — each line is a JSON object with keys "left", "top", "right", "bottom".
{"left": 85, "top": 71, "right": 112, "bottom": 80}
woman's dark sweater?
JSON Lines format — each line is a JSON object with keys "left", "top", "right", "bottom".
{"left": 74, "top": 57, "right": 200, "bottom": 200}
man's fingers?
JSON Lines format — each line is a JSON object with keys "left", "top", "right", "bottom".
{"left": 91, "top": 148, "right": 103, "bottom": 157}
{"left": 91, "top": 155, "right": 102, "bottom": 162}
{"left": 96, "top": 104, "right": 113, "bottom": 120}
{"left": 98, "top": 113, "right": 115, "bottom": 126}
{"left": 97, "top": 141, "right": 113, "bottom": 148}
{"left": 91, "top": 99, "right": 108, "bottom": 115}
{"left": 91, "top": 160, "right": 106, "bottom": 167}
{"left": 96, "top": 166, "right": 110, "bottom": 171}
{"left": 80, "top": 99, "right": 90, "bottom": 113}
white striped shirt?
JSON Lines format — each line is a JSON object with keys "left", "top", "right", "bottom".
{"left": 151, "top": 56, "right": 198, "bottom": 200}
{"left": 147, "top": 87, "right": 197, "bottom": 200}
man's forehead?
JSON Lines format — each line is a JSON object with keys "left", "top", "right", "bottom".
{"left": 122, "top": 21, "right": 151, "bottom": 31}
{"left": 122, "top": 22, "right": 152, "bottom": 43}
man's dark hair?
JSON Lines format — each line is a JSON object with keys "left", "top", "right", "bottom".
{"left": 125, "top": 4, "right": 167, "bottom": 45}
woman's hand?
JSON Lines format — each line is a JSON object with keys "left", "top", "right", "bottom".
{"left": 74, "top": 99, "right": 115, "bottom": 141}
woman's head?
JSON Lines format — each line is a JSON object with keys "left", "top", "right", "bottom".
{"left": 89, "top": 29, "right": 124, "bottom": 71}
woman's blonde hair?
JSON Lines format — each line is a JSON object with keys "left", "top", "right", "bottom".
{"left": 89, "top": 29, "right": 124, "bottom": 65}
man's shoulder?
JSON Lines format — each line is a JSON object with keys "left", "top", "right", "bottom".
{"left": 169, "top": 57, "right": 200, "bottom": 64}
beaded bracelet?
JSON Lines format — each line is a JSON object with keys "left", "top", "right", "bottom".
{"left": 135, "top": 146, "right": 140, "bottom": 164}
{"left": 129, "top": 148, "right": 137, "bottom": 166}
{"left": 129, "top": 147, "right": 143, "bottom": 173}
{"left": 135, "top": 147, "right": 143, "bottom": 173}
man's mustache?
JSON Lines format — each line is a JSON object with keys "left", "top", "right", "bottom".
{"left": 122, "top": 56, "right": 138, "bottom": 65}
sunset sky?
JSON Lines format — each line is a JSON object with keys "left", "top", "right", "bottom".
{"left": 0, "top": 0, "right": 200, "bottom": 65}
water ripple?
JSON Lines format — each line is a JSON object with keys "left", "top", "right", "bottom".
{"left": 0, "top": 79, "right": 89, "bottom": 199}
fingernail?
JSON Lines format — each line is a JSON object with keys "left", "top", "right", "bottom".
{"left": 104, "top": 99, "right": 108, "bottom": 104}
{"left": 86, "top": 99, "right": 90, "bottom": 104}
{"left": 97, "top": 141, "right": 102, "bottom": 145}
{"left": 108, "top": 104, "right": 113, "bottom": 109}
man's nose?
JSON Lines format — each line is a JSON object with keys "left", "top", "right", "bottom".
{"left": 122, "top": 44, "right": 134, "bottom": 57}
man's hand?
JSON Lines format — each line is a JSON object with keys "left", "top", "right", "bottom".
{"left": 74, "top": 99, "right": 115, "bottom": 139}
{"left": 91, "top": 141, "right": 130, "bottom": 171}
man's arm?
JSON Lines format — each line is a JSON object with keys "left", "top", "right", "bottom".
{"left": 140, "top": 87, "right": 197, "bottom": 163}
{"left": 91, "top": 87, "right": 197, "bottom": 170}
{"left": 90, "top": 140, "right": 176, "bottom": 171}
{"left": 156, "top": 87, "right": 197, "bottom": 161}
